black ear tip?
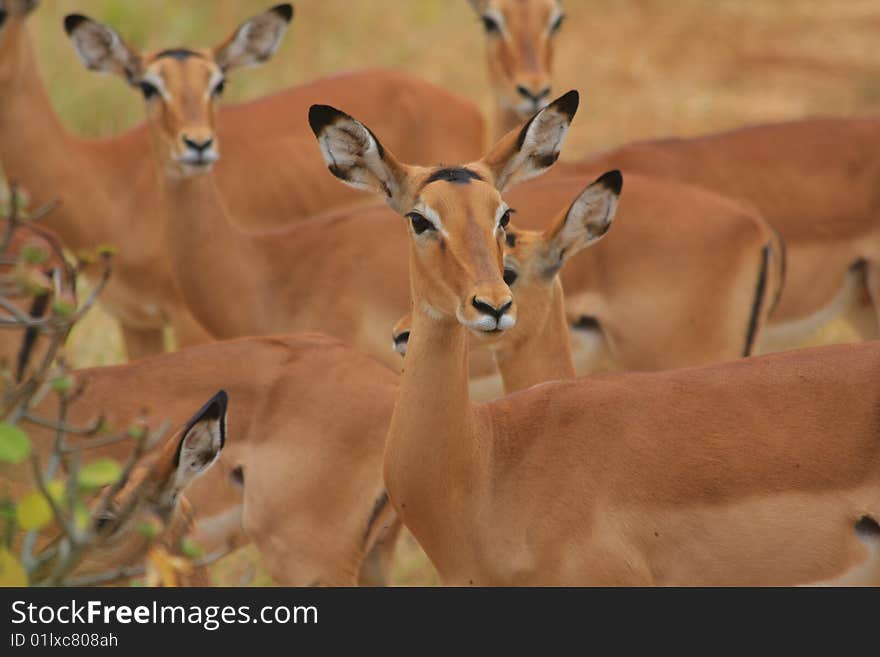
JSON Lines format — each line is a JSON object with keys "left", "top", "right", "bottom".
{"left": 596, "top": 169, "right": 623, "bottom": 195}
{"left": 194, "top": 389, "right": 228, "bottom": 424}
{"left": 64, "top": 14, "right": 89, "bottom": 35}
{"left": 308, "top": 104, "right": 345, "bottom": 137}
{"left": 553, "top": 89, "right": 580, "bottom": 121}
{"left": 272, "top": 4, "right": 294, "bottom": 22}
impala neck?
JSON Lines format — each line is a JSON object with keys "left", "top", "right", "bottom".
{"left": 0, "top": 21, "right": 121, "bottom": 250}
{"left": 493, "top": 103, "right": 524, "bottom": 144}
{"left": 493, "top": 279, "right": 575, "bottom": 392}
{"left": 384, "top": 275, "right": 484, "bottom": 555}
{"left": 157, "top": 166, "right": 264, "bottom": 337}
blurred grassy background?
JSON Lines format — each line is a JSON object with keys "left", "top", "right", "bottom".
{"left": 7, "top": 0, "right": 880, "bottom": 584}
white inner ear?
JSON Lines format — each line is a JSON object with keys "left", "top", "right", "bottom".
{"left": 173, "top": 419, "right": 222, "bottom": 493}
{"left": 71, "top": 22, "right": 129, "bottom": 74}
{"left": 557, "top": 186, "right": 619, "bottom": 255}
{"left": 498, "top": 108, "right": 570, "bottom": 190}
{"left": 319, "top": 120, "right": 398, "bottom": 198}
{"left": 223, "top": 13, "right": 287, "bottom": 68}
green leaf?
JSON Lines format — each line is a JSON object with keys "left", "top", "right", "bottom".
{"left": 51, "top": 299, "right": 76, "bottom": 317}
{"left": 20, "top": 244, "right": 48, "bottom": 265}
{"left": 78, "top": 458, "right": 122, "bottom": 489}
{"left": 180, "top": 538, "right": 203, "bottom": 559}
{"left": 73, "top": 503, "right": 90, "bottom": 532}
{"left": 137, "top": 521, "right": 160, "bottom": 539}
{"left": 97, "top": 244, "right": 117, "bottom": 257}
{"left": 16, "top": 491, "right": 52, "bottom": 531}
{"left": 0, "top": 423, "right": 30, "bottom": 464}
{"left": 127, "top": 425, "right": 146, "bottom": 440}
{"left": 0, "top": 549, "right": 28, "bottom": 587}
{"left": 50, "top": 376, "right": 75, "bottom": 394}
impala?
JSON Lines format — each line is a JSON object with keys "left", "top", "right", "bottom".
{"left": 313, "top": 93, "right": 880, "bottom": 586}
{"left": 7, "top": 334, "right": 402, "bottom": 586}
{"left": 569, "top": 121, "right": 880, "bottom": 351}
{"left": 6, "top": 391, "right": 225, "bottom": 586}
{"left": 393, "top": 170, "right": 622, "bottom": 392}
{"left": 469, "top": 0, "right": 880, "bottom": 349}
{"left": 467, "top": 0, "right": 565, "bottom": 140}
{"left": 0, "top": 1, "right": 485, "bottom": 359}
{"left": 64, "top": 15, "right": 778, "bottom": 384}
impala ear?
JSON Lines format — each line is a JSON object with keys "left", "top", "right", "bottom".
{"left": 308, "top": 104, "right": 409, "bottom": 210}
{"left": 541, "top": 170, "right": 622, "bottom": 275}
{"left": 214, "top": 3, "right": 293, "bottom": 72}
{"left": 64, "top": 14, "right": 143, "bottom": 84}
{"left": 170, "top": 390, "right": 227, "bottom": 494}
{"left": 481, "top": 90, "right": 579, "bottom": 191}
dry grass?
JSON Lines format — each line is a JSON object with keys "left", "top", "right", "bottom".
{"left": 6, "top": 0, "right": 880, "bottom": 585}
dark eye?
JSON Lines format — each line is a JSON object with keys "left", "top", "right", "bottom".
{"left": 503, "top": 268, "right": 518, "bottom": 286}
{"left": 407, "top": 212, "right": 435, "bottom": 235}
{"left": 481, "top": 15, "right": 501, "bottom": 34}
{"left": 94, "top": 510, "right": 117, "bottom": 533}
{"left": 212, "top": 79, "right": 226, "bottom": 97}
{"left": 550, "top": 13, "right": 566, "bottom": 34}
{"left": 499, "top": 209, "right": 513, "bottom": 230}
{"left": 139, "top": 81, "right": 160, "bottom": 100}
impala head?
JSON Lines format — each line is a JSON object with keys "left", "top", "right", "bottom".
{"left": 310, "top": 90, "right": 579, "bottom": 339}
{"left": 392, "top": 171, "right": 622, "bottom": 357}
{"left": 468, "top": 0, "right": 565, "bottom": 124}
{"left": 68, "top": 390, "right": 227, "bottom": 581}
{"left": 63, "top": 4, "right": 293, "bottom": 177}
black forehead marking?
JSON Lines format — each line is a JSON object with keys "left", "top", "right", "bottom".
{"left": 0, "top": 10, "right": 7, "bottom": 28}
{"left": 423, "top": 167, "right": 483, "bottom": 187}
{"left": 155, "top": 48, "right": 204, "bottom": 61}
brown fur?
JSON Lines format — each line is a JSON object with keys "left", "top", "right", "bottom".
{"left": 0, "top": 7, "right": 484, "bottom": 359}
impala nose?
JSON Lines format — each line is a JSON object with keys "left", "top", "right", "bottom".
{"left": 183, "top": 136, "right": 214, "bottom": 154}
{"left": 516, "top": 85, "right": 551, "bottom": 105}
{"left": 472, "top": 296, "right": 513, "bottom": 321}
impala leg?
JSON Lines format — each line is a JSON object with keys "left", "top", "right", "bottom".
{"left": 120, "top": 324, "right": 166, "bottom": 361}
{"left": 357, "top": 518, "right": 403, "bottom": 587}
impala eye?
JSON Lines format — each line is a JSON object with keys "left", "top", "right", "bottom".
{"left": 481, "top": 15, "right": 501, "bottom": 34}
{"left": 139, "top": 81, "right": 160, "bottom": 100}
{"left": 212, "top": 79, "right": 226, "bottom": 98}
{"left": 550, "top": 13, "right": 566, "bottom": 34}
{"left": 94, "top": 509, "right": 118, "bottom": 533}
{"left": 499, "top": 209, "right": 513, "bottom": 230}
{"left": 407, "top": 212, "right": 435, "bottom": 235}
{"left": 503, "top": 268, "right": 519, "bottom": 286}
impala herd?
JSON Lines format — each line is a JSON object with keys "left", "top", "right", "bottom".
{"left": 1, "top": 0, "right": 879, "bottom": 586}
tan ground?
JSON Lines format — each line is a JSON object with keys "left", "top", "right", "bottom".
{"left": 5, "top": 0, "right": 879, "bottom": 584}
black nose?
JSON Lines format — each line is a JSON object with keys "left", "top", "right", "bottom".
{"left": 472, "top": 297, "right": 513, "bottom": 320}
{"left": 516, "top": 85, "right": 551, "bottom": 104}
{"left": 183, "top": 136, "right": 214, "bottom": 153}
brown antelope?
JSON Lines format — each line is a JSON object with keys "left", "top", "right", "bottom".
{"left": 393, "top": 170, "right": 622, "bottom": 393}
{"left": 9, "top": 334, "right": 402, "bottom": 586}
{"left": 393, "top": 170, "right": 779, "bottom": 393}
{"left": 566, "top": 120, "right": 880, "bottom": 350}
{"left": 467, "top": 0, "right": 565, "bottom": 140}
{"left": 0, "top": 2, "right": 485, "bottom": 359}
{"left": 63, "top": 13, "right": 778, "bottom": 385}
{"left": 5, "top": 391, "right": 226, "bottom": 586}
{"left": 468, "top": 0, "right": 880, "bottom": 349}
{"left": 312, "top": 93, "right": 880, "bottom": 586}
